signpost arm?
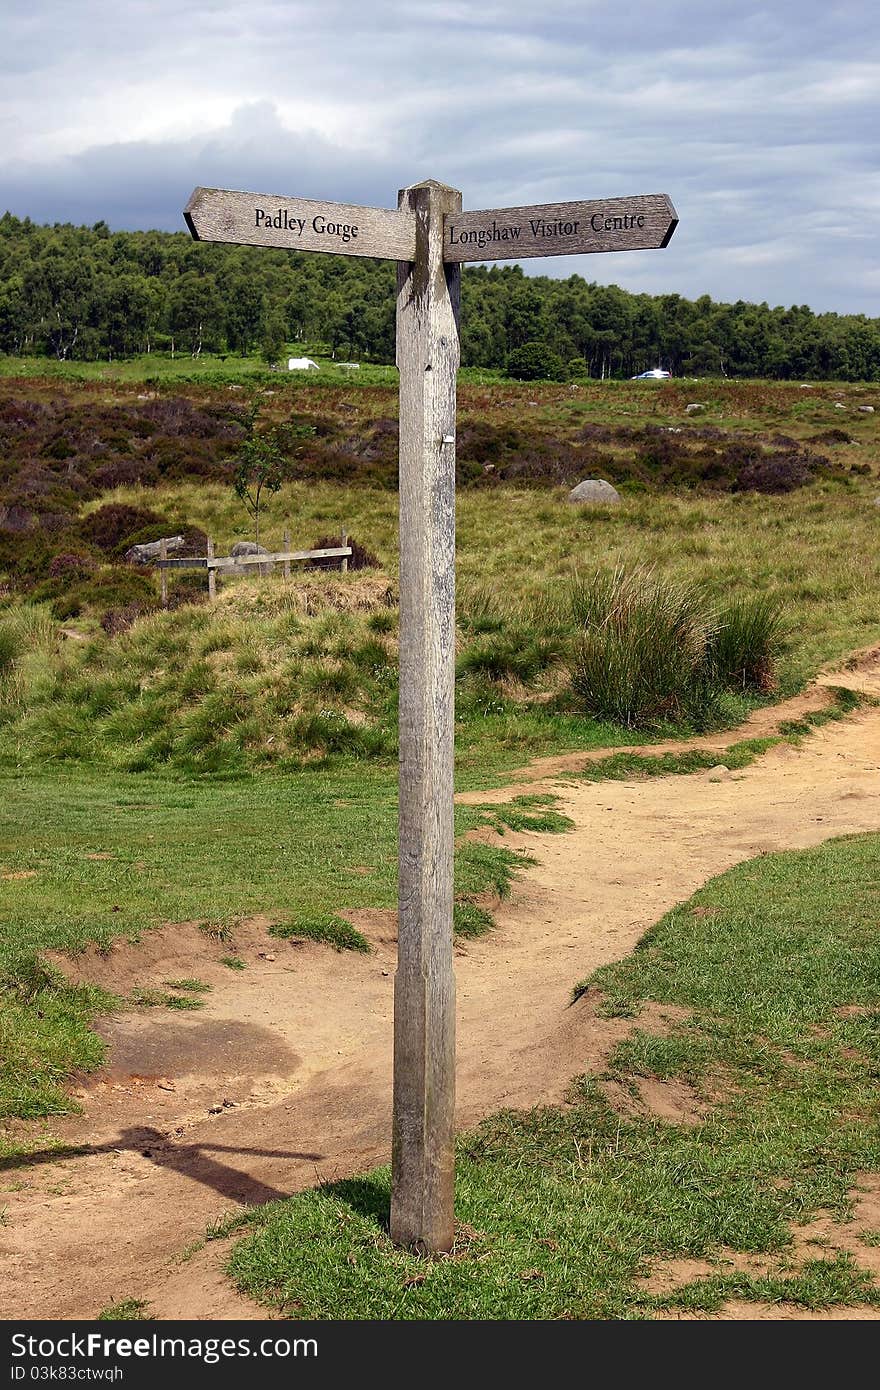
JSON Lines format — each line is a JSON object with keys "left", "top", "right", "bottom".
{"left": 391, "top": 179, "right": 461, "bottom": 1253}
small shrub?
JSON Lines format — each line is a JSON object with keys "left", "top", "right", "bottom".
{"left": 48, "top": 551, "right": 98, "bottom": 581}
{"left": 79, "top": 504, "right": 170, "bottom": 554}
{"left": 457, "top": 633, "right": 561, "bottom": 684}
{"left": 734, "top": 448, "right": 831, "bottom": 494}
{"left": 507, "top": 342, "right": 566, "bottom": 381}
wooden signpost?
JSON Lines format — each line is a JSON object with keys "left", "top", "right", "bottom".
{"left": 185, "top": 178, "right": 677, "bottom": 1254}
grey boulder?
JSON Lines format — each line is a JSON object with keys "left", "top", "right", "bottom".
{"left": 125, "top": 535, "right": 185, "bottom": 564}
{"left": 230, "top": 540, "right": 272, "bottom": 576}
{"left": 567, "top": 478, "right": 621, "bottom": 506}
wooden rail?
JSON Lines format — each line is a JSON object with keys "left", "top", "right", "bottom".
{"left": 155, "top": 532, "right": 352, "bottom": 606}
{"left": 154, "top": 546, "right": 352, "bottom": 569}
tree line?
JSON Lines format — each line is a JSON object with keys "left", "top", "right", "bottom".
{"left": 1, "top": 211, "right": 879, "bottom": 380}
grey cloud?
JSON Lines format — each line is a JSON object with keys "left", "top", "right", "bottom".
{"left": 1, "top": 2, "right": 879, "bottom": 315}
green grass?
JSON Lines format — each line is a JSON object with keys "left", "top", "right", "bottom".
{"left": 270, "top": 914, "right": 370, "bottom": 954}
{"left": 573, "top": 737, "right": 781, "bottom": 783}
{"left": 452, "top": 902, "right": 495, "bottom": 938}
{"left": 130, "top": 986, "right": 205, "bottom": 1011}
{"left": 226, "top": 831, "right": 880, "bottom": 1319}
{"left": 478, "top": 794, "right": 575, "bottom": 835}
{"left": 97, "top": 1298, "right": 152, "bottom": 1321}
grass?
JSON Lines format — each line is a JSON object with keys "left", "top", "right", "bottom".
{"left": 226, "top": 831, "right": 880, "bottom": 1319}
{"left": 573, "top": 737, "right": 781, "bottom": 783}
{"left": 270, "top": 914, "right": 370, "bottom": 954}
{"left": 130, "top": 986, "right": 205, "bottom": 1011}
{"left": 569, "top": 565, "right": 784, "bottom": 729}
{"left": 97, "top": 1297, "right": 151, "bottom": 1321}
{"left": 0, "top": 466, "right": 875, "bottom": 782}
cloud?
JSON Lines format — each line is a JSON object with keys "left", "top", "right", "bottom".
{"left": 1, "top": 1, "right": 879, "bottom": 314}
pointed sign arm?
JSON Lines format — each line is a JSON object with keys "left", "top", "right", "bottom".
{"left": 185, "top": 186, "right": 417, "bottom": 261}
{"left": 442, "top": 193, "right": 678, "bottom": 262}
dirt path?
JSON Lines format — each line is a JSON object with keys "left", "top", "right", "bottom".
{"left": 2, "top": 651, "right": 879, "bottom": 1321}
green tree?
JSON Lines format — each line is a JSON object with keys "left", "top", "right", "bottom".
{"left": 506, "top": 341, "right": 566, "bottom": 381}
{"left": 232, "top": 401, "right": 314, "bottom": 547}
{"left": 260, "top": 310, "right": 286, "bottom": 366}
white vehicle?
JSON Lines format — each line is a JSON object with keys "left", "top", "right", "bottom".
{"left": 632, "top": 368, "right": 672, "bottom": 379}
{"left": 288, "top": 357, "right": 320, "bottom": 371}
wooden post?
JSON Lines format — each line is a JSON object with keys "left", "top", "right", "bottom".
{"left": 283, "top": 528, "right": 291, "bottom": 581}
{"left": 159, "top": 538, "right": 168, "bottom": 609}
{"left": 390, "top": 179, "right": 461, "bottom": 1254}
{"left": 207, "top": 536, "right": 216, "bottom": 602}
{"left": 341, "top": 528, "right": 348, "bottom": 575}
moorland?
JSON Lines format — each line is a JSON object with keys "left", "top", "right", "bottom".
{"left": 1, "top": 360, "right": 879, "bottom": 1320}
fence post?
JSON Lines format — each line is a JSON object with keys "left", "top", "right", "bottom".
{"left": 283, "top": 528, "right": 291, "bottom": 581}
{"left": 207, "top": 536, "right": 216, "bottom": 602}
{"left": 341, "top": 528, "right": 348, "bottom": 575}
{"left": 159, "top": 538, "right": 168, "bottom": 609}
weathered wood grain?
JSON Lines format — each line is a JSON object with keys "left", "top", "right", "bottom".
{"left": 185, "top": 187, "right": 416, "bottom": 260}
{"left": 207, "top": 536, "right": 216, "bottom": 601}
{"left": 391, "top": 179, "right": 461, "bottom": 1254}
{"left": 159, "top": 538, "right": 168, "bottom": 609}
{"left": 443, "top": 193, "right": 678, "bottom": 262}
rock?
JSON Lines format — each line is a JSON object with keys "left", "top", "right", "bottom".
{"left": 125, "top": 535, "right": 185, "bottom": 565}
{"left": 858, "top": 405, "right": 875, "bottom": 413}
{"left": 567, "top": 478, "right": 621, "bottom": 506}
{"left": 231, "top": 540, "right": 272, "bottom": 577}
{"left": 834, "top": 402, "right": 846, "bottom": 409}
{"left": 685, "top": 403, "right": 706, "bottom": 414}
{"left": 873, "top": 497, "right": 880, "bottom": 507}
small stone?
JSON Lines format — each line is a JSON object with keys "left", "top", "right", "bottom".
{"left": 157, "top": 1079, "right": 175, "bottom": 1092}
{"left": 567, "top": 478, "right": 621, "bottom": 506}
{"left": 208, "top": 1104, "right": 223, "bottom": 1114}
{"left": 685, "top": 403, "right": 705, "bottom": 414}
{"left": 858, "top": 405, "right": 875, "bottom": 413}
{"left": 259, "top": 951, "right": 276, "bottom": 962}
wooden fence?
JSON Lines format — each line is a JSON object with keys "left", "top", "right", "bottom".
{"left": 155, "top": 530, "right": 352, "bottom": 605}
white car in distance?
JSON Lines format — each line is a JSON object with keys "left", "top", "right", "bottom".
{"left": 631, "top": 369, "right": 672, "bottom": 379}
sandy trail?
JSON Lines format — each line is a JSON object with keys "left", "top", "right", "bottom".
{"left": 1, "top": 652, "right": 879, "bottom": 1320}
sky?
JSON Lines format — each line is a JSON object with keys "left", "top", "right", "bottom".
{"left": 2, "top": 1, "right": 879, "bottom": 316}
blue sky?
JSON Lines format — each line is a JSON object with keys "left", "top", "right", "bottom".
{"left": 2, "top": 1, "right": 879, "bottom": 315}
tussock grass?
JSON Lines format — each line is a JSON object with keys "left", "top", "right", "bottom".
{"left": 570, "top": 565, "right": 786, "bottom": 729}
